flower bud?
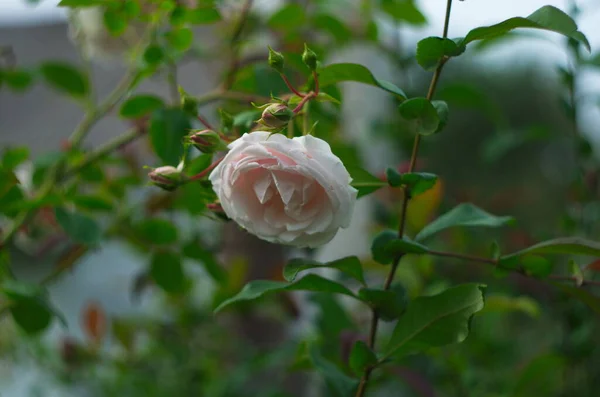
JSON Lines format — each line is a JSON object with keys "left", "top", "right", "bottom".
{"left": 187, "top": 129, "right": 223, "bottom": 154}
{"left": 302, "top": 44, "right": 318, "bottom": 71}
{"left": 258, "top": 103, "right": 294, "bottom": 128}
{"left": 268, "top": 45, "right": 285, "bottom": 74}
{"left": 148, "top": 166, "right": 185, "bottom": 191}
{"left": 179, "top": 86, "right": 198, "bottom": 117}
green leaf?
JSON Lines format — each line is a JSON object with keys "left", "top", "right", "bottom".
{"left": 372, "top": 230, "right": 429, "bottom": 265}
{"left": 385, "top": 168, "right": 403, "bottom": 188}
{"left": 120, "top": 95, "right": 165, "bottom": 119}
{"left": 103, "top": 9, "right": 127, "bottom": 36}
{"left": 268, "top": 4, "right": 306, "bottom": 31}
{"left": 58, "top": 0, "right": 104, "bottom": 6}
{"left": 150, "top": 250, "right": 187, "bottom": 294}
{"left": 182, "top": 240, "right": 227, "bottom": 285}
{"left": 2, "top": 69, "right": 34, "bottom": 91}
{"left": 71, "top": 194, "right": 114, "bottom": 211}
{"left": 416, "top": 203, "right": 515, "bottom": 242}
{"left": 313, "top": 14, "right": 351, "bottom": 43}
{"left": 165, "top": 28, "right": 194, "bottom": 51}
{"left": 349, "top": 341, "right": 378, "bottom": 376}
{"left": 416, "top": 37, "right": 465, "bottom": 71}
{"left": 284, "top": 256, "right": 365, "bottom": 285}
{"left": 215, "top": 274, "right": 357, "bottom": 313}
{"left": 358, "top": 284, "right": 407, "bottom": 321}
{"left": 347, "top": 164, "right": 386, "bottom": 198}
{"left": 512, "top": 354, "right": 565, "bottom": 397}
{"left": 135, "top": 218, "right": 178, "bottom": 245}
{"left": 54, "top": 207, "right": 102, "bottom": 245}
{"left": 520, "top": 255, "right": 553, "bottom": 278}
{"left": 308, "top": 344, "right": 359, "bottom": 397}
{"left": 2, "top": 147, "right": 29, "bottom": 169}
{"left": 318, "top": 63, "right": 407, "bottom": 99}
{"left": 40, "top": 62, "right": 89, "bottom": 98}
{"left": 461, "top": 5, "right": 590, "bottom": 52}
{"left": 149, "top": 107, "right": 192, "bottom": 165}
{"left": 501, "top": 237, "right": 600, "bottom": 262}
{"left": 552, "top": 282, "right": 600, "bottom": 315}
{"left": 380, "top": 0, "right": 426, "bottom": 25}
{"left": 398, "top": 97, "right": 440, "bottom": 135}
{"left": 480, "top": 295, "right": 540, "bottom": 318}
{"left": 432, "top": 100, "right": 449, "bottom": 133}
{"left": 186, "top": 7, "right": 222, "bottom": 24}
{"left": 143, "top": 45, "right": 165, "bottom": 66}
{"left": 385, "top": 283, "right": 486, "bottom": 359}
{"left": 401, "top": 172, "right": 438, "bottom": 195}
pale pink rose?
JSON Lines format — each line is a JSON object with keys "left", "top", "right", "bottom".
{"left": 209, "top": 131, "right": 358, "bottom": 247}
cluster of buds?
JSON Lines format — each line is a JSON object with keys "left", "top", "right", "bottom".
{"left": 148, "top": 165, "right": 186, "bottom": 192}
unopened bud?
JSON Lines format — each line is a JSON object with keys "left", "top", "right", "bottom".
{"left": 179, "top": 86, "right": 198, "bottom": 116}
{"left": 302, "top": 44, "right": 318, "bottom": 71}
{"left": 148, "top": 165, "right": 185, "bottom": 191}
{"left": 258, "top": 103, "right": 294, "bottom": 128}
{"left": 268, "top": 45, "right": 285, "bottom": 74}
{"left": 187, "top": 129, "right": 223, "bottom": 154}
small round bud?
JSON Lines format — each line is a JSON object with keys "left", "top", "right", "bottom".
{"left": 268, "top": 46, "right": 285, "bottom": 74}
{"left": 187, "top": 129, "right": 223, "bottom": 154}
{"left": 148, "top": 165, "right": 185, "bottom": 191}
{"left": 302, "top": 44, "right": 318, "bottom": 71}
{"left": 258, "top": 103, "right": 294, "bottom": 128}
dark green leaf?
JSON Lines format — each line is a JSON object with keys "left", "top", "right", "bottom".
{"left": 318, "top": 63, "right": 407, "bottom": 99}
{"left": 103, "top": 9, "right": 127, "bottom": 36}
{"left": 371, "top": 230, "right": 397, "bottom": 265}
{"left": 54, "top": 207, "right": 102, "bottom": 245}
{"left": 284, "top": 256, "right": 365, "bottom": 285}
{"left": 416, "top": 37, "right": 465, "bottom": 71}
{"left": 398, "top": 97, "right": 440, "bottom": 135}
{"left": 358, "top": 284, "right": 407, "bottom": 321}
{"left": 402, "top": 172, "right": 438, "bottom": 195}
{"left": 149, "top": 107, "right": 192, "bottom": 165}
{"left": 309, "top": 344, "right": 359, "bottom": 397}
{"left": 143, "top": 45, "right": 165, "bottom": 66}
{"left": 165, "top": 28, "right": 194, "bottom": 51}
{"left": 268, "top": 4, "right": 306, "bottom": 31}
{"left": 552, "top": 282, "right": 600, "bottom": 315}
{"left": 135, "top": 218, "right": 178, "bottom": 245}
{"left": 432, "top": 100, "right": 449, "bottom": 133}
{"left": 349, "top": 341, "right": 378, "bottom": 376}
{"left": 183, "top": 240, "right": 227, "bottom": 285}
{"left": 71, "top": 194, "right": 114, "bottom": 211}
{"left": 2, "top": 147, "right": 29, "bottom": 169}
{"left": 501, "top": 237, "right": 600, "bottom": 262}
{"left": 385, "top": 283, "right": 486, "bottom": 358}
{"left": 10, "top": 298, "right": 53, "bottom": 334}
{"left": 416, "top": 203, "right": 515, "bottom": 242}
{"left": 461, "top": 5, "right": 590, "bottom": 52}
{"left": 3, "top": 69, "right": 34, "bottom": 91}
{"left": 380, "top": 0, "right": 426, "bottom": 25}
{"left": 347, "top": 164, "right": 386, "bottom": 198}
{"left": 385, "top": 168, "right": 402, "bottom": 187}
{"left": 186, "top": 7, "right": 222, "bottom": 24}
{"left": 313, "top": 14, "right": 351, "bottom": 43}
{"left": 215, "top": 274, "right": 357, "bottom": 312}
{"left": 120, "top": 95, "right": 165, "bottom": 119}
{"left": 513, "top": 354, "right": 565, "bottom": 397}
{"left": 150, "top": 250, "right": 187, "bottom": 294}
{"left": 40, "top": 62, "right": 89, "bottom": 98}
{"left": 521, "top": 255, "right": 553, "bottom": 278}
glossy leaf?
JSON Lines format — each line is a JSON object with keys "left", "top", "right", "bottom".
{"left": 150, "top": 250, "right": 187, "bottom": 294}
{"left": 416, "top": 203, "right": 515, "bottom": 242}
{"left": 461, "top": 6, "right": 590, "bottom": 52}
{"left": 55, "top": 207, "right": 102, "bottom": 245}
{"left": 119, "top": 95, "right": 164, "bottom": 119}
{"left": 215, "top": 274, "right": 357, "bottom": 313}
{"left": 347, "top": 164, "right": 386, "bottom": 198}
{"left": 309, "top": 344, "right": 359, "bottom": 397}
{"left": 149, "top": 107, "right": 192, "bottom": 165}
{"left": 385, "top": 283, "right": 486, "bottom": 358}
{"left": 349, "top": 341, "right": 378, "bottom": 376}
{"left": 318, "top": 63, "right": 407, "bottom": 99}
{"left": 40, "top": 62, "right": 89, "bottom": 98}
{"left": 416, "top": 37, "right": 465, "bottom": 71}
{"left": 284, "top": 256, "right": 365, "bottom": 285}
{"left": 399, "top": 97, "right": 440, "bottom": 135}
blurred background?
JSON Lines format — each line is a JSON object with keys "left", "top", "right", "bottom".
{"left": 1, "top": 0, "right": 600, "bottom": 396}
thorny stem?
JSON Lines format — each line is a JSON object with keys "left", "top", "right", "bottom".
{"left": 356, "top": 1, "right": 454, "bottom": 396}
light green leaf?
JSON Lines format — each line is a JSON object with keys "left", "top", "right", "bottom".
{"left": 416, "top": 203, "right": 515, "bottom": 242}
{"left": 399, "top": 97, "right": 440, "bottom": 135}
{"left": 349, "top": 341, "right": 378, "bottom": 376}
{"left": 165, "top": 27, "right": 194, "bottom": 51}
{"left": 385, "top": 283, "right": 486, "bottom": 359}
{"left": 416, "top": 37, "right": 465, "bottom": 71}
{"left": 317, "top": 63, "right": 407, "bottom": 99}
{"left": 215, "top": 274, "right": 357, "bottom": 313}
{"left": 54, "top": 207, "right": 102, "bottom": 245}
{"left": 461, "top": 5, "right": 590, "bottom": 52}
{"left": 40, "top": 62, "right": 89, "bottom": 98}
{"left": 309, "top": 344, "right": 359, "bottom": 397}
{"left": 186, "top": 7, "right": 222, "bottom": 24}
{"left": 120, "top": 95, "right": 165, "bottom": 119}
{"left": 103, "top": 9, "right": 128, "bottom": 36}
{"left": 284, "top": 256, "right": 365, "bottom": 285}
{"left": 347, "top": 164, "right": 386, "bottom": 198}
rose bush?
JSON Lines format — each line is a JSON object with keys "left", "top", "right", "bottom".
{"left": 209, "top": 131, "right": 357, "bottom": 247}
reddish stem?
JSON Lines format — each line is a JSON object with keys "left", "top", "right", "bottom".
{"left": 312, "top": 70, "right": 319, "bottom": 95}
{"left": 197, "top": 114, "right": 215, "bottom": 131}
{"left": 281, "top": 74, "right": 305, "bottom": 98}
{"left": 292, "top": 92, "right": 316, "bottom": 113}
{"left": 189, "top": 157, "right": 224, "bottom": 181}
